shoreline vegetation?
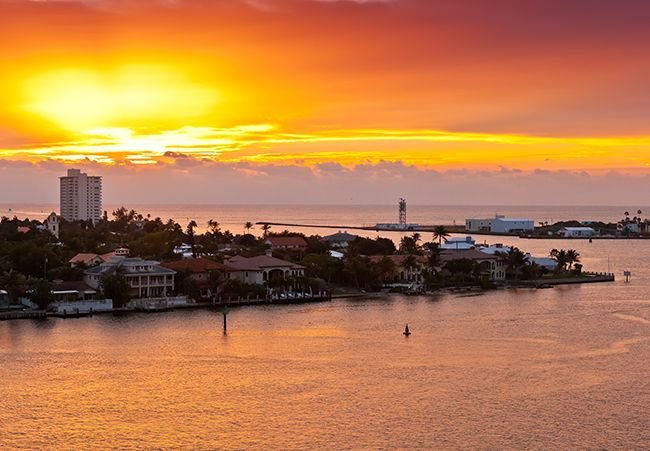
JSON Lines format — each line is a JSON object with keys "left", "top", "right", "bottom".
{"left": 0, "top": 207, "right": 616, "bottom": 322}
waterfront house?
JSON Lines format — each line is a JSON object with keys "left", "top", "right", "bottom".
{"left": 321, "top": 231, "right": 358, "bottom": 248}
{"left": 465, "top": 216, "right": 534, "bottom": 233}
{"left": 440, "top": 249, "right": 506, "bottom": 281}
{"left": 224, "top": 251, "right": 305, "bottom": 285}
{"left": 265, "top": 236, "right": 308, "bottom": 251}
{"left": 161, "top": 257, "right": 225, "bottom": 299}
{"left": 51, "top": 280, "right": 98, "bottom": 303}
{"left": 525, "top": 254, "right": 558, "bottom": 272}
{"left": 558, "top": 227, "right": 596, "bottom": 237}
{"left": 368, "top": 254, "right": 429, "bottom": 283}
{"left": 84, "top": 256, "right": 176, "bottom": 299}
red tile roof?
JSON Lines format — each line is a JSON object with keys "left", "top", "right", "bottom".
{"left": 265, "top": 236, "right": 308, "bottom": 247}
{"left": 440, "top": 249, "right": 499, "bottom": 262}
{"left": 69, "top": 253, "right": 104, "bottom": 265}
{"left": 161, "top": 258, "right": 224, "bottom": 273}
{"left": 367, "top": 255, "right": 428, "bottom": 266}
{"left": 225, "top": 255, "right": 305, "bottom": 272}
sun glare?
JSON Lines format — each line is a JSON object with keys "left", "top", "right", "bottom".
{"left": 21, "top": 64, "right": 220, "bottom": 132}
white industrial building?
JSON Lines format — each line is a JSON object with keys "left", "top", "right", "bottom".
{"left": 60, "top": 168, "right": 103, "bottom": 223}
{"left": 465, "top": 216, "right": 534, "bottom": 233}
{"left": 558, "top": 227, "right": 596, "bottom": 237}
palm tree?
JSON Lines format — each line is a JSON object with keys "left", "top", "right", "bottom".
{"left": 376, "top": 256, "right": 397, "bottom": 283}
{"left": 0, "top": 269, "right": 26, "bottom": 304}
{"left": 261, "top": 223, "right": 271, "bottom": 238}
{"left": 186, "top": 220, "right": 198, "bottom": 256}
{"left": 399, "top": 235, "right": 417, "bottom": 254}
{"left": 550, "top": 248, "right": 568, "bottom": 272}
{"left": 403, "top": 255, "right": 420, "bottom": 281}
{"left": 244, "top": 221, "right": 254, "bottom": 235}
{"left": 411, "top": 232, "right": 421, "bottom": 248}
{"left": 566, "top": 249, "right": 581, "bottom": 270}
{"left": 207, "top": 219, "right": 221, "bottom": 236}
{"left": 432, "top": 226, "right": 449, "bottom": 245}
{"left": 506, "top": 247, "right": 528, "bottom": 280}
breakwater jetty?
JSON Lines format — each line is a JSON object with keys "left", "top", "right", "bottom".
{"left": 256, "top": 221, "right": 465, "bottom": 233}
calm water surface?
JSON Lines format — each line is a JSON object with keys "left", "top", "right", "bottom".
{"left": 2, "top": 239, "right": 650, "bottom": 449}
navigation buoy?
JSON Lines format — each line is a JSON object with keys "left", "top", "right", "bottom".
{"left": 403, "top": 324, "right": 411, "bottom": 336}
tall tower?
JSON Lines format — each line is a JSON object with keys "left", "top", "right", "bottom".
{"left": 45, "top": 212, "right": 60, "bottom": 240}
{"left": 399, "top": 198, "right": 407, "bottom": 226}
{"left": 60, "top": 169, "right": 103, "bottom": 223}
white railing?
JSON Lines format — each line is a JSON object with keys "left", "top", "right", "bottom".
{"left": 52, "top": 299, "right": 113, "bottom": 313}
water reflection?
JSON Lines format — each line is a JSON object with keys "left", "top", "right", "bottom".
{"left": 1, "top": 241, "right": 650, "bottom": 448}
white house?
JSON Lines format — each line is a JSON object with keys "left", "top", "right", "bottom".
{"left": 558, "top": 227, "right": 596, "bottom": 237}
{"left": 525, "top": 254, "right": 558, "bottom": 272}
{"left": 225, "top": 252, "right": 305, "bottom": 285}
{"left": 441, "top": 236, "right": 475, "bottom": 250}
{"left": 478, "top": 243, "right": 512, "bottom": 255}
{"left": 84, "top": 256, "right": 176, "bottom": 299}
{"left": 321, "top": 231, "right": 358, "bottom": 248}
{"left": 466, "top": 216, "right": 534, "bottom": 233}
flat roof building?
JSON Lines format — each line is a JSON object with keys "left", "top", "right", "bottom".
{"left": 466, "top": 216, "right": 534, "bottom": 234}
{"left": 60, "top": 168, "right": 102, "bottom": 223}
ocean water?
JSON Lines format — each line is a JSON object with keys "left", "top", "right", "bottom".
{"left": 1, "top": 203, "right": 646, "bottom": 237}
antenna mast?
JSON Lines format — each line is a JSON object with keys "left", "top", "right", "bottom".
{"left": 399, "top": 198, "right": 407, "bottom": 226}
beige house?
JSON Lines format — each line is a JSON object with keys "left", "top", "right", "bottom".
{"left": 225, "top": 252, "right": 305, "bottom": 285}
{"left": 368, "top": 254, "right": 429, "bottom": 283}
{"left": 161, "top": 257, "right": 225, "bottom": 299}
{"left": 441, "top": 249, "right": 506, "bottom": 281}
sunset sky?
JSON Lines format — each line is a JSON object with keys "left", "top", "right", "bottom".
{"left": 2, "top": 0, "right": 650, "bottom": 204}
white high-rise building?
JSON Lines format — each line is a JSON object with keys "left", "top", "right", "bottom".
{"left": 60, "top": 169, "right": 103, "bottom": 223}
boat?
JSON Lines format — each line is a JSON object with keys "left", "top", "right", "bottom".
{"left": 536, "top": 283, "right": 554, "bottom": 289}
{"left": 403, "top": 324, "right": 411, "bottom": 336}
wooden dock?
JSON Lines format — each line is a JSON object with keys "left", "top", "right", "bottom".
{"left": 0, "top": 310, "right": 47, "bottom": 320}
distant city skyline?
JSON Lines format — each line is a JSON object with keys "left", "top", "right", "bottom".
{"left": 2, "top": 0, "right": 650, "bottom": 204}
